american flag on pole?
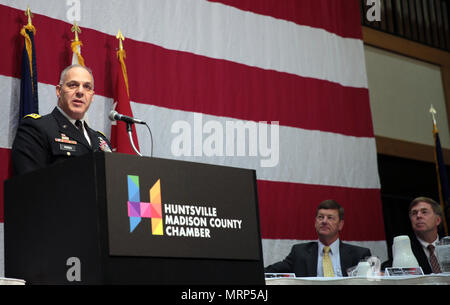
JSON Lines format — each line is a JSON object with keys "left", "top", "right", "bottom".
{"left": 0, "top": 0, "right": 386, "bottom": 276}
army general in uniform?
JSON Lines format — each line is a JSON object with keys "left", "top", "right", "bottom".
{"left": 12, "top": 64, "right": 112, "bottom": 176}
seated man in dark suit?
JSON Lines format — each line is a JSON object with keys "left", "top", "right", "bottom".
{"left": 382, "top": 197, "right": 444, "bottom": 274}
{"left": 264, "top": 199, "right": 372, "bottom": 277}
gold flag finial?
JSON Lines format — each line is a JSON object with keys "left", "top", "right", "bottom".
{"left": 71, "top": 21, "right": 82, "bottom": 42}
{"left": 116, "top": 29, "right": 125, "bottom": 51}
{"left": 25, "top": 6, "right": 33, "bottom": 26}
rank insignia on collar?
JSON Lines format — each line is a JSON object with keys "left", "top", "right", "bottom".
{"left": 98, "top": 137, "right": 112, "bottom": 152}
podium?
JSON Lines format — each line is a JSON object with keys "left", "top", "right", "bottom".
{"left": 4, "top": 152, "right": 264, "bottom": 285}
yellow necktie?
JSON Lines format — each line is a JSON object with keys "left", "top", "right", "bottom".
{"left": 323, "top": 246, "right": 335, "bottom": 277}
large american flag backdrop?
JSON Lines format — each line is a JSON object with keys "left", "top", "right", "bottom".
{"left": 0, "top": 0, "right": 387, "bottom": 276}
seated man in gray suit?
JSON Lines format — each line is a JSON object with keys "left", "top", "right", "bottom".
{"left": 264, "top": 199, "right": 371, "bottom": 277}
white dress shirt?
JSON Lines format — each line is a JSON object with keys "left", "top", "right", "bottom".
{"left": 317, "top": 239, "right": 343, "bottom": 277}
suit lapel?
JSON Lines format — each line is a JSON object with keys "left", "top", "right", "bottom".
{"left": 340, "top": 242, "right": 360, "bottom": 276}
{"left": 85, "top": 123, "right": 100, "bottom": 151}
{"left": 52, "top": 107, "right": 92, "bottom": 150}
{"left": 339, "top": 242, "right": 349, "bottom": 276}
{"left": 410, "top": 235, "right": 432, "bottom": 274}
{"left": 306, "top": 242, "right": 319, "bottom": 276}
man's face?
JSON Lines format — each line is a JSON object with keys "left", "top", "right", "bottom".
{"left": 409, "top": 201, "right": 441, "bottom": 235}
{"left": 315, "top": 208, "right": 344, "bottom": 241}
{"left": 56, "top": 66, "right": 94, "bottom": 120}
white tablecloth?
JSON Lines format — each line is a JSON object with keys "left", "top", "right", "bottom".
{"left": 0, "top": 277, "right": 26, "bottom": 285}
{"left": 266, "top": 274, "right": 450, "bottom": 285}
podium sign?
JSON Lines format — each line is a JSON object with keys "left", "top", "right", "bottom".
{"left": 105, "top": 153, "right": 261, "bottom": 260}
{"left": 4, "top": 152, "right": 264, "bottom": 284}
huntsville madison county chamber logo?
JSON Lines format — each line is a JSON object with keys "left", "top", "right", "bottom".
{"left": 127, "top": 175, "right": 163, "bottom": 235}
{"left": 126, "top": 175, "right": 244, "bottom": 238}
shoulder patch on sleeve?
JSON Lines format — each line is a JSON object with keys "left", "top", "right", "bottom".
{"left": 23, "top": 113, "right": 41, "bottom": 119}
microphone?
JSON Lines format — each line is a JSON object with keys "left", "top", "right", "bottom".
{"left": 109, "top": 110, "right": 146, "bottom": 124}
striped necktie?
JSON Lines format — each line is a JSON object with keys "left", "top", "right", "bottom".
{"left": 428, "top": 244, "right": 442, "bottom": 273}
{"left": 323, "top": 246, "right": 335, "bottom": 277}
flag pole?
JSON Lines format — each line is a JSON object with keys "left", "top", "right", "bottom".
{"left": 21, "top": 6, "right": 36, "bottom": 82}
{"left": 19, "top": 6, "right": 39, "bottom": 120}
{"left": 71, "top": 21, "right": 85, "bottom": 66}
{"left": 25, "top": 6, "right": 33, "bottom": 26}
{"left": 116, "top": 29, "right": 129, "bottom": 97}
{"left": 111, "top": 29, "right": 142, "bottom": 156}
{"left": 430, "top": 105, "right": 449, "bottom": 236}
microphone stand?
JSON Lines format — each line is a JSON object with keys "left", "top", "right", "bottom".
{"left": 126, "top": 122, "right": 143, "bottom": 157}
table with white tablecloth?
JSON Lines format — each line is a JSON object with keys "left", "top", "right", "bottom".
{"left": 266, "top": 274, "right": 450, "bottom": 285}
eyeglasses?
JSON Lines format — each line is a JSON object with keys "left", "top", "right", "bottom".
{"left": 62, "top": 81, "right": 94, "bottom": 93}
{"left": 316, "top": 214, "right": 338, "bottom": 222}
{"left": 409, "top": 208, "right": 432, "bottom": 217}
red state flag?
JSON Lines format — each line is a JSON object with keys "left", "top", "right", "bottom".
{"left": 110, "top": 48, "right": 140, "bottom": 154}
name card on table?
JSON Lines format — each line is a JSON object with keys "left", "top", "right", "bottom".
{"left": 385, "top": 267, "right": 424, "bottom": 276}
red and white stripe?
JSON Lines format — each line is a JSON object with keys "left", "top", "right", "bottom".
{"left": 0, "top": 0, "right": 386, "bottom": 275}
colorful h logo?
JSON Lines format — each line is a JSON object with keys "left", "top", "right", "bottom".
{"left": 127, "top": 175, "right": 163, "bottom": 235}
